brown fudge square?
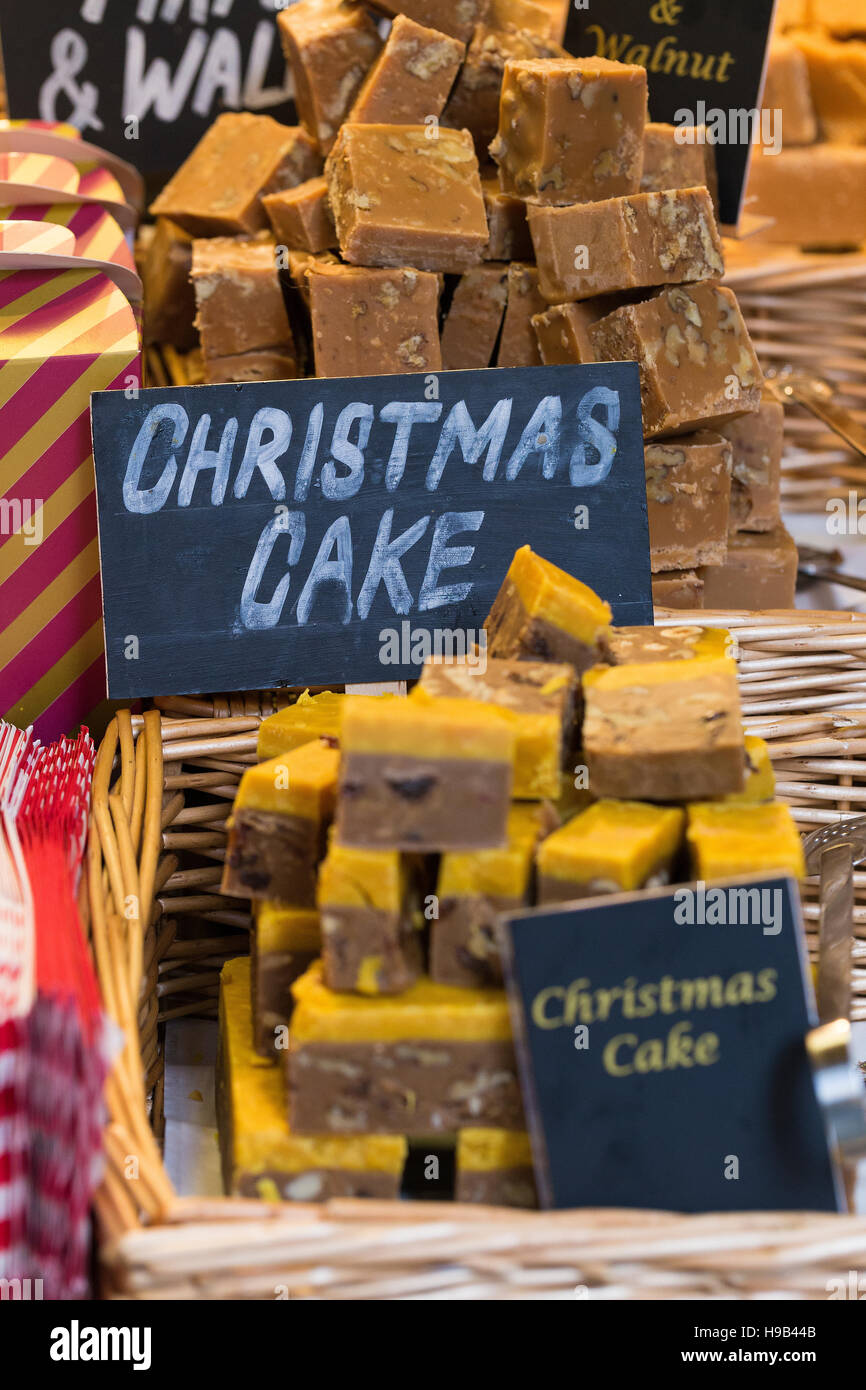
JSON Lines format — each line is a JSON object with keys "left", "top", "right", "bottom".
{"left": 202, "top": 349, "right": 299, "bottom": 385}
{"left": 641, "top": 123, "right": 719, "bottom": 214}
{"left": 497, "top": 263, "right": 545, "bottom": 366}
{"left": 528, "top": 187, "right": 724, "bottom": 304}
{"left": 489, "top": 0, "right": 568, "bottom": 41}
{"left": 443, "top": 23, "right": 566, "bottom": 157}
{"left": 150, "top": 114, "right": 321, "bottom": 235}
{"left": 277, "top": 0, "right": 382, "bottom": 154}
{"left": 719, "top": 393, "right": 783, "bottom": 534}
{"left": 532, "top": 298, "right": 628, "bottom": 365}
{"left": 440, "top": 265, "right": 509, "bottom": 370}
{"left": 698, "top": 525, "right": 798, "bottom": 610}
{"left": 348, "top": 13, "right": 465, "bottom": 125}
{"left": 326, "top": 122, "right": 488, "bottom": 272}
{"left": 490, "top": 57, "right": 647, "bottom": 205}
{"left": 191, "top": 237, "right": 293, "bottom": 360}
{"left": 142, "top": 217, "right": 196, "bottom": 349}
{"left": 652, "top": 570, "right": 704, "bottom": 610}
{"left": 590, "top": 285, "right": 763, "bottom": 438}
{"left": 481, "top": 176, "right": 532, "bottom": 259}
{"left": 263, "top": 177, "right": 337, "bottom": 253}
{"left": 763, "top": 39, "right": 818, "bottom": 146}
{"left": 365, "top": 1, "right": 490, "bottom": 42}
{"left": 309, "top": 262, "right": 441, "bottom": 377}
{"left": 645, "top": 432, "right": 732, "bottom": 572}
{"left": 286, "top": 248, "right": 340, "bottom": 308}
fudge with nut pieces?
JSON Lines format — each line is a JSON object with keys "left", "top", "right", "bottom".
{"left": 262, "top": 177, "right": 336, "bottom": 253}
{"left": 318, "top": 841, "right": 423, "bottom": 995}
{"left": 590, "top": 285, "right": 763, "bottom": 438}
{"left": 652, "top": 570, "right": 704, "bottom": 610}
{"left": 537, "top": 800, "right": 685, "bottom": 901}
{"left": 645, "top": 432, "right": 732, "bottom": 572}
{"left": 309, "top": 262, "right": 441, "bottom": 376}
{"left": 326, "top": 122, "right": 488, "bottom": 272}
{"left": 288, "top": 961, "right": 522, "bottom": 1134}
{"left": 485, "top": 545, "right": 612, "bottom": 673}
{"left": 252, "top": 901, "right": 320, "bottom": 1055}
{"left": 582, "top": 657, "right": 745, "bottom": 801}
{"left": 151, "top": 114, "right": 321, "bottom": 235}
{"left": 191, "top": 237, "right": 294, "bottom": 361}
{"left": 348, "top": 14, "right": 464, "bottom": 125}
{"left": 531, "top": 299, "right": 613, "bottom": 366}
{"left": 497, "top": 263, "right": 545, "bottom": 367}
{"left": 142, "top": 218, "right": 196, "bottom": 349}
{"left": 489, "top": 0, "right": 568, "bottom": 41}
{"left": 202, "top": 350, "right": 298, "bottom": 385}
{"left": 490, "top": 57, "right": 647, "bottom": 206}
{"left": 456, "top": 1127, "right": 537, "bottom": 1207}
{"left": 443, "top": 23, "right": 565, "bottom": 157}
{"left": 482, "top": 177, "right": 532, "bottom": 260}
{"left": 686, "top": 802, "right": 805, "bottom": 881}
{"left": 277, "top": 0, "right": 382, "bottom": 154}
{"left": 719, "top": 393, "right": 783, "bottom": 534}
{"left": 218, "top": 957, "right": 407, "bottom": 1200}
{"left": 440, "top": 265, "right": 508, "bottom": 371}
{"left": 605, "top": 625, "right": 732, "bottom": 667}
{"left": 640, "top": 124, "right": 719, "bottom": 212}
{"left": 698, "top": 524, "right": 797, "bottom": 610}
{"left": 364, "top": 0, "right": 490, "bottom": 43}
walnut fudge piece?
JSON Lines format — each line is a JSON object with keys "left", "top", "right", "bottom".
{"left": 456, "top": 1128, "right": 537, "bottom": 1207}
{"left": 590, "top": 285, "right": 763, "bottom": 438}
{"left": 365, "top": 0, "right": 490, "bottom": 43}
{"left": 440, "top": 265, "right": 509, "bottom": 371}
{"left": 288, "top": 962, "right": 523, "bottom": 1134}
{"left": 262, "top": 177, "right": 336, "bottom": 253}
{"left": 252, "top": 902, "right": 320, "bottom": 1055}
{"left": 652, "top": 570, "right": 704, "bottom": 610}
{"left": 221, "top": 739, "right": 340, "bottom": 904}
{"left": 191, "top": 237, "right": 295, "bottom": 362}
{"left": 490, "top": 57, "right": 647, "bottom": 206}
{"left": 348, "top": 14, "right": 465, "bottom": 125}
{"left": 485, "top": 546, "right": 613, "bottom": 673}
{"left": 528, "top": 187, "right": 724, "bottom": 304}
{"left": 309, "top": 262, "right": 441, "bottom": 376}
{"left": 497, "top": 263, "right": 546, "bottom": 367}
{"left": 719, "top": 393, "right": 783, "bottom": 534}
{"left": 142, "top": 218, "right": 196, "bottom": 349}
{"left": 531, "top": 299, "right": 615, "bottom": 366}
{"left": 218, "top": 958, "right": 407, "bottom": 1201}
{"left": 640, "top": 124, "right": 719, "bottom": 212}
{"left": 202, "top": 350, "right": 298, "bottom": 385}
{"left": 416, "top": 653, "right": 575, "bottom": 799}
{"left": 686, "top": 803, "right": 805, "bottom": 881}
{"left": 481, "top": 177, "right": 533, "bottom": 260}
{"left": 317, "top": 842, "right": 423, "bottom": 995}
{"left": 583, "top": 657, "right": 745, "bottom": 801}
{"left": 698, "top": 525, "right": 798, "bottom": 610}
{"left": 537, "top": 800, "right": 685, "bottom": 901}
{"left": 277, "top": 0, "right": 382, "bottom": 154}
{"left": 443, "top": 23, "right": 565, "bottom": 157}
{"left": 325, "top": 123, "right": 488, "bottom": 272}
{"left": 645, "top": 432, "right": 732, "bottom": 572}
{"left": 490, "top": 0, "right": 569, "bottom": 42}
{"left": 605, "top": 625, "right": 732, "bottom": 666}
{"left": 151, "top": 114, "right": 321, "bottom": 235}
{"left": 336, "top": 695, "right": 515, "bottom": 851}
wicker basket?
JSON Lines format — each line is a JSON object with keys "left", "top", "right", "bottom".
{"left": 89, "top": 609, "right": 866, "bottom": 1300}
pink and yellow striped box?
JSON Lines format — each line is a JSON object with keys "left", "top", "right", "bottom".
{"left": 0, "top": 201, "right": 137, "bottom": 275}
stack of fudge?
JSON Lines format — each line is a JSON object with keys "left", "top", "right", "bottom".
{"left": 216, "top": 544, "right": 805, "bottom": 1209}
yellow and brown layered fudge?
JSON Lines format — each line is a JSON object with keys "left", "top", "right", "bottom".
{"left": 640, "top": 123, "right": 719, "bottom": 211}
{"left": 432, "top": 802, "right": 556, "bottom": 987}
{"left": 191, "top": 237, "right": 297, "bottom": 372}
{"left": 582, "top": 657, "right": 745, "bottom": 801}
{"left": 604, "top": 624, "right": 733, "bottom": 667}
{"left": 497, "top": 263, "right": 546, "bottom": 366}
{"left": 262, "top": 177, "right": 337, "bottom": 253}
{"left": 288, "top": 962, "right": 522, "bottom": 1134}
{"left": 348, "top": 14, "right": 465, "bottom": 125}
{"left": 537, "top": 800, "right": 685, "bottom": 901}
{"left": 318, "top": 841, "right": 424, "bottom": 994}
{"left": 252, "top": 902, "right": 320, "bottom": 1055}
{"left": 490, "top": 57, "right": 647, "bottom": 205}
{"left": 590, "top": 285, "right": 764, "bottom": 438}
{"left": 141, "top": 218, "right": 196, "bottom": 349}
{"left": 722, "top": 735, "right": 775, "bottom": 805}
{"left": 151, "top": 113, "right": 321, "bottom": 234}
{"left": 645, "top": 433, "right": 733, "bottom": 572}
{"left": 325, "top": 122, "right": 488, "bottom": 272}
{"left": 528, "top": 187, "right": 724, "bottom": 304}
{"left": 257, "top": 689, "right": 344, "bottom": 761}
{"left": 686, "top": 802, "right": 805, "bottom": 881}
{"left": 485, "top": 546, "right": 613, "bottom": 673}
{"left": 442, "top": 22, "right": 566, "bottom": 157}
{"left": 222, "top": 739, "right": 340, "bottom": 903}
{"left": 440, "top": 265, "right": 509, "bottom": 371}
{"left": 218, "top": 957, "right": 406, "bottom": 1199}
{"left": 415, "top": 653, "right": 575, "bottom": 799}
{"left": 651, "top": 570, "right": 704, "bottom": 610}
{"left": 718, "top": 394, "right": 783, "bottom": 535}
{"left": 308, "top": 262, "right": 442, "bottom": 376}
{"left": 698, "top": 525, "right": 798, "bottom": 610}
{"left": 481, "top": 177, "right": 533, "bottom": 261}
{"left": 455, "top": 1128, "right": 537, "bottom": 1207}
{"left": 277, "top": 0, "right": 382, "bottom": 154}
{"left": 336, "top": 695, "right": 515, "bottom": 851}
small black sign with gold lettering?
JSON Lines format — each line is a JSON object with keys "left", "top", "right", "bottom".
{"left": 500, "top": 876, "right": 842, "bottom": 1211}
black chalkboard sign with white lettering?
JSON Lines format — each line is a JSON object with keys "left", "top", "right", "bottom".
{"left": 566, "top": 0, "right": 776, "bottom": 227}
{"left": 90, "top": 363, "right": 650, "bottom": 697}
{"left": 500, "top": 876, "right": 842, "bottom": 1213}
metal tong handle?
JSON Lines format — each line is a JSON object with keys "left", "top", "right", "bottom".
{"left": 766, "top": 373, "right": 866, "bottom": 460}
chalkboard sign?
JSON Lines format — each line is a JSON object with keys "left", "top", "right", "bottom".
{"left": 500, "top": 876, "right": 843, "bottom": 1212}
{"left": 90, "top": 363, "right": 651, "bottom": 698}
{"left": 0, "top": 0, "right": 294, "bottom": 183}
{"left": 566, "top": 0, "right": 776, "bottom": 227}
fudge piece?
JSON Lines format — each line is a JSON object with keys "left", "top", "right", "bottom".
{"left": 456, "top": 1128, "right": 537, "bottom": 1207}
{"left": 218, "top": 957, "right": 406, "bottom": 1200}
{"left": 605, "top": 624, "right": 732, "bottom": 666}
{"left": 432, "top": 802, "right": 554, "bottom": 987}
{"left": 686, "top": 802, "right": 805, "bottom": 881}
{"left": 318, "top": 842, "right": 424, "bottom": 995}
{"left": 150, "top": 114, "right": 321, "bottom": 235}
{"left": 288, "top": 961, "right": 522, "bottom": 1134}
{"left": 443, "top": 23, "right": 566, "bottom": 158}
{"left": 698, "top": 525, "right": 798, "bottom": 610}
{"left": 640, "top": 124, "right": 720, "bottom": 212}
{"left": 309, "top": 262, "right": 441, "bottom": 376}
{"left": 721, "top": 735, "right": 775, "bottom": 806}
{"left": 142, "top": 218, "right": 196, "bottom": 349}
{"left": 528, "top": 187, "right": 724, "bottom": 304}
{"left": 481, "top": 177, "right": 532, "bottom": 260}
{"left": 532, "top": 300, "right": 606, "bottom": 366}
{"left": 336, "top": 695, "right": 515, "bottom": 851}
{"left": 489, "top": 0, "right": 568, "bottom": 41}
{"left": 746, "top": 145, "right": 866, "bottom": 248}
{"left": 497, "top": 262, "right": 546, "bottom": 366}
{"left": 202, "top": 350, "right": 298, "bottom": 385}
{"left": 485, "top": 545, "right": 613, "bottom": 674}
{"left": 416, "top": 653, "right": 575, "bottom": 799}
{"left": 252, "top": 901, "right": 320, "bottom": 1055}
{"left": 590, "top": 285, "right": 763, "bottom": 438}
{"left": 325, "top": 123, "right": 488, "bottom": 272}
{"left": 652, "top": 570, "right": 704, "bottom": 610}
{"left": 364, "top": 1, "right": 490, "bottom": 43}
{"left": 348, "top": 14, "right": 465, "bottom": 125}
{"left": 490, "top": 58, "right": 647, "bottom": 206}
{"left": 719, "top": 393, "right": 783, "bottom": 534}
{"left": 537, "top": 800, "right": 685, "bottom": 901}
{"left": 763, "top": 40, "right": 818, "bottom": 146}
{"left": 286, "top": 248, "right": 340, "bottom": 307}
{"left": 582, "top": 657, "right": 745, "bottom": 801}
{"left": 258, "top": 689, "right": 344, "bottom": 761}
{"left": 221, "top": 739, "right": 340, "bottom": 904}
{"left": 793, "top": 30, "right": 866, "bottom": 145}
{"left": 262, "top": 177, "right": 336, "bottom": 253}
{"left": 440, "top": 265, "right": 509, "bottom": 371}
{"left": 815, "top": 0, "right": 866, "bottom": 36}
{"left": 277, "top": 0, "right": 382, "bottom": 154}
{"left": 191, "top": 238, "right": 294, "bottom": 361}
{"left": 645, "top": 432, "right": 733, "bottom": 572}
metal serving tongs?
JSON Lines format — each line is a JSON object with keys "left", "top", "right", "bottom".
{"left": 765, "top": 369, "right": 866, "bottom": 462}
